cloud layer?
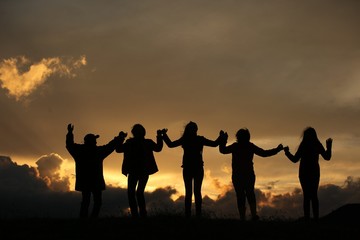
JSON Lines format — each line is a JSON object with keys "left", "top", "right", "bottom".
{"left": 1, "top": 156, "right": 359, "bottom": 219}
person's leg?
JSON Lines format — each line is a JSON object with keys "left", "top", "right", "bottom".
{"left": 246, "top": 174, "right": 258, "bottom": 220}
{"left": 136, "top": 174, "right": 149, "bottom": 218}
{"left": 183, "top": 168, "right": 193, "bottom": 218}
{"left": 91, "top": 190, "right": 102, "bottom": 218}
{"left": 127, "top": 174, "right": 139, "bottom": 218}
{"left": 80, "top": 191, "right": 91, "bottom": 218}
{"left": 300, "top": 177, "right": 310, "bottom": 220}
{"left": 232, "top": 175, "right": 246, "bottom": 220}
{"left": 193, "top": 167, "right": 204, "bottom": 217}
{"left": 310, "top": 177, "right": 320, "bottom": 220}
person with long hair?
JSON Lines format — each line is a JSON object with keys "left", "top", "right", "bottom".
{"left": 284, "top": 127, "right": 332, "bottom": 221}
{"left": 219, "top": 128, "right": 283, "bottom": 221}
{"left": 116, "top": 124, "right": 163, "bottom": 218}
{"left": 161, "top": 121, "right": 225, "bottom": 218}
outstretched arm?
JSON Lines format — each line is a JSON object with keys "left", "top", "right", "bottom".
{"left": 254, "top": 144, "right": 284, "bottom": 157}
{"left": 203, "top": 130, "right": 227, "bottom": 147}
{"left": 284, "top": 146, "right": 300, "bottom": 163}
{"left": 161, "top": 129, "right": 182, "bottom": 148}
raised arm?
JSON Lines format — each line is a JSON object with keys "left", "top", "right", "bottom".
{"left": 115, "top": 131, "right": 128, "bottom": 153}
{"left": 321, "top": 138, "right": 332, "bottom": 161}
{"left": 153, "top": 130, "right": 164, "bottom": 152}
{"left": 219, "top": 132, "right": 232, "bottom": 154}
{"left": 66, "top": 123, "right": 75, "bottom": 149}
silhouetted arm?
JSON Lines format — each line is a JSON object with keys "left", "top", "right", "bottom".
{"left": 202, "top": 130, "right": 226, "bottom": 147}
{"left": 284, "top": 146, "right": 300, "bottom": 163}
{"left": 219, "top": 132, "right": 231, "bottom": 154}
{"left": 66, "top": 124, "right": 76, "bottom": 155}
{"left": 162, "top": 133, "right": 182, "bottom": 148}
{"left": 153, "top": 130, "right": 163, "bottom": 152}
{"left": 115, "top": 131, "right": 127, "bottom": 153}
{"left": 254, "top": 143, "right": 283, "bottom": 157}
{"left": 321, "top": 138, "right": 332, "bottom": 161}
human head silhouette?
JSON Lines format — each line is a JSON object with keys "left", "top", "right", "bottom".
{"left": 131, "top": 124, "right": 146, "bottom": 139}
{"left": 84, "top": 133, "right": 99, "bottom": 146}
{"left": 183, "top": 121, "right": 198, "bottom": 138}
{"left": 302, "top": 126, "right": 319, "bottom": 144}
{"left": 236, "top": 128, "right": 250, "bottom": 143}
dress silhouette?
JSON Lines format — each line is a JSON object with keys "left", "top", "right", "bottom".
{"left": 284, "top": 127, "right": 332, "bottom": 221}
{"left": 66, "top": 123, "right": 123, "bottom": 218}
{"left": 116, "top": 124, "right": 163, "bottom": 218}
{"left": 219, "top": 128, "right": 283, "bottom": 221}
{"left": 161, "top": 121, "right": 224, "bottom": 218}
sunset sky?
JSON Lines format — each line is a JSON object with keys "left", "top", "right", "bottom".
{"left": 1, "top": 0, "right": 360, "bottom": 219}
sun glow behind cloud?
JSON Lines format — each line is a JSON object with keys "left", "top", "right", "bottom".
{"left": 0, "top": 55, "right": 86, "bottom": 101}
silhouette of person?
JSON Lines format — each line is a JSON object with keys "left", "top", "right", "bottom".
{"left": 66, "top": 123, "right": 124, "bottom": 218}
{"left": 116, "top": 124, "right": 163, "bottom": 218}
{"left": 219, "top": 128, "right": 283, "bottom": 221}
{"left": 284, "top": 127, "right": 332, "bottom": 221}
{"left": 160, "top": 121, "right": 224, "bottom": 218}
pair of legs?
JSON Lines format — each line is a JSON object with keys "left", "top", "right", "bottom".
{"left": 183, "top": 167, "right": 204, "bottom": 218}
{"left": 232, "top": 173, "right": 258, "bottom": 221}
{"left": 80, "top": 190, "right": 102, "bottom": 218}
{"left": 127, "top": 173, "right": 149, "bottom": 218}
{"left": 300, "top": 176, "right": 320, "bottom": 220}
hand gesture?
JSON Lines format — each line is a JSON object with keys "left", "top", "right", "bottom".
{"left": 67, "top": 124, "right": 74, "bottom": 133}
{"left": 283, "top": 146, "right": 289, "bottom": 152}
{"left": 326, "top": 138, "right": 333, "bottom": 148}
{"left": 157, "top": 129, "right": 162, "bottom": 137}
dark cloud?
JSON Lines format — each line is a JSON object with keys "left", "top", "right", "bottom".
{"left": 1, "top": 156, "right": 359, "bottom": 219}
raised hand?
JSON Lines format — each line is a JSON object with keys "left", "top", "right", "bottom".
{"left": 67, "top": 124, "right": 74, "bottom": 133}
{"left": 326, "top": 138, "right": 333, "bottom": 148}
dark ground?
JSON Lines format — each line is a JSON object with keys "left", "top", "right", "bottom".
{"left": 1, "top": 204, "right": 359, "bottom": 240}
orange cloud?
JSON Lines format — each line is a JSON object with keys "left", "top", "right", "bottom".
{"left": 0, "top": 55, "right": 86, "bottom": 101}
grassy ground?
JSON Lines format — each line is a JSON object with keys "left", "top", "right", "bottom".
{"left": 0, "top": 216, "right": 359, "bottom": 240}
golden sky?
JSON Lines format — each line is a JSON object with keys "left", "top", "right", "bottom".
{"left": 1, "top": 0, "right": 360, "bottom": 219}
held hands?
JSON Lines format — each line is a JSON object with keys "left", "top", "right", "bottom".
{"left": 157, "top": 129, "right": 162, "bottom": 137}
{"left": 219, "top": 130, "right": 228, "bottom": 143}
{"left": 160, "top": 128, "right": 168, "bottom": 135}
{"left": 118, "top": 131, "right": 128, "bottom": 139}
{"left": 277, "top": 144, "right": 284, "bottom": 151}
{"left": 283, "top": 146, "right": 290, "bottom": 153}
